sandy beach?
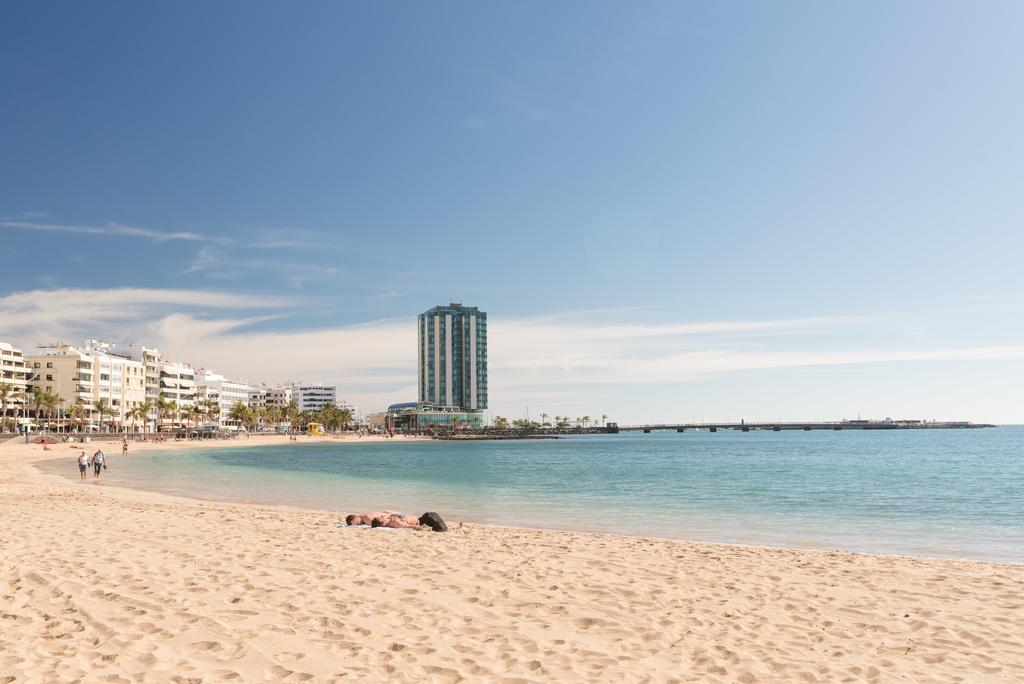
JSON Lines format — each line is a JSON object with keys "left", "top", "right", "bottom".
{"left": 1, "top": 436, "right": 1022, "bottom": 682}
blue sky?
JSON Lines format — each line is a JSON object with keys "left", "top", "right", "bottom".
{"left": 2, "top": 2, "right": 1023, "bottom": 422}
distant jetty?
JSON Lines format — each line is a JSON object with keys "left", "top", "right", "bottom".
{"left": 432, "top": 433, "right": 561, "bottom": 441}
{"left": 619, "top": 420, "right": 995, "bottom": 433}
{"left": 417, "top": 419, "right": 995, "bottom": 440}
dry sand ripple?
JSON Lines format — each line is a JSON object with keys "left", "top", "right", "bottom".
{"left": 1, "top": 438, "right": 1022, "bottom": 682}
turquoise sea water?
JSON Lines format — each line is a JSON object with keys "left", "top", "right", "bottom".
{"left": 39, "top": 428, "right": 1024, "bottom": 562}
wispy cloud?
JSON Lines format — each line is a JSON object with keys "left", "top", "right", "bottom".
{"left": 186, "top": 246, "right": 219, "bottom": 273}
{"left": 2, "top": 219, "right": 324, "bottom": 250}
{"left": 184, "top": 246, "right": 339, "bottom": 288}
{"left": 1, "top": 220, "right": 227, "bottom": 243}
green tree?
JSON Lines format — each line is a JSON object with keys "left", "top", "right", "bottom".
{"left": 43, "top": 390, "right": 60, "bottom": 431}
{"left": 92, "top": 398, "right": 112, "bottom": 432}
{"left": 205, "top": 400, "right": 221, "bottom": 426}
{"left": 228, "top": 402, "right": 251, "bottom": 429}
{"left": 284, "top": 400, "right": 300, "bottom": 431}
{"left": 154, "top": 397, "right": 174, "bottom": 433}
{"left": 67, "top": 401, "right": 87, "bottom": 432}
{"left": 493, "top": 415, "right": 509, "bottom": 430}
{"left": 0, "top": 382, "right": 11, "bottom": 433}
{"left": 31, "top": 386, "right": 46, "bottom": 425}
{"left": 135, "top": 400, "right": 153, "bottom": 433}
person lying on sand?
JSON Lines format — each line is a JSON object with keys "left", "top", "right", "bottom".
{"left": 346, "top": 511, "right": 397, "bottom": 526}
{"left": 345, "top": 511, "right": 459, "bottom": 531}
{"left": 346, "top": 511, "right": 411, "bottom": 527}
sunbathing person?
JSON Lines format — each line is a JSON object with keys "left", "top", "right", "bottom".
{"left": 345, "top": 511, "right": 456, "bottom": 531}
{"left": 376, "top": 515, "right": 421, "bottom": 529}
{"left": 345, "top": 511, "right": 401, "bottom": 526}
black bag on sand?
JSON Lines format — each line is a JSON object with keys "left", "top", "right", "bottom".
{"left": 418, "top": 512, "right": 448, "bottom": 532}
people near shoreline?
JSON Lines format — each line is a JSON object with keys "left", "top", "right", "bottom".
{"left": 90, "top": 449, "right": 106, "bottom": 480}
{"left": 122, "top": 438, "right": 129, "bottom": 456}
{"left": 77, "top": 450, "right": 88, "bottom": 480}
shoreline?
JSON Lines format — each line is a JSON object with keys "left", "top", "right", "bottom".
{"left": 2, "top": 436, "right": 1023, "bottom": 680}
{"left": 26, "top": 434, "right": 1023, "bottom": 565}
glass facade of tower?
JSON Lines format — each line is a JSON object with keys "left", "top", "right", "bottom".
{"left": 418, "top": 303, "right": 488, "bottom": 410}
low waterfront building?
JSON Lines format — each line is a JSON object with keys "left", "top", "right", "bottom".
{"left": 0, "top": 342, "right": 30, "bottom": 427}
{"left": 371, "top": 402, "right": 485, "bottom": 432}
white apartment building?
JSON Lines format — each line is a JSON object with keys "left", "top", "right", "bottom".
{"left": 248, "top": 387, "right": 267, "bottom": 409}
{"left": 26, "top": 342, "right": 146, "bottom": 429}
{"left": 158, "top": 360, "right": 195, "bottom": 417}
{"left": 248, "top": 384, "right": 293, "bottom": 410}
{"left": 128, "top": 347, "right": 195, "bottom": 430}
{"left": 336, "top": 399, "right": 364, "bottom": 424}
{"left": 195, "top": 369, "right": 250, "bottom": 425}
{"left": 0, "top": 342, "right": 29, "bottom": 427}
{"left": 266, "top": 385, "right": 293, "bottom": 409}
{"left": 292, "top": 383, "right": 336, "bottom": 412}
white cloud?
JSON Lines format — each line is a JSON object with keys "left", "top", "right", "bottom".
{"left": 0, "top": 287, "right": 284, "bottom": 343}
{"left": 1, "top": 287, "right": 1021, "bottom": 419}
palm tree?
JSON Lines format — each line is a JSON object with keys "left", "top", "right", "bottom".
{"left": 228, "top": 402, "right": 250, "bottom": 429}
{"left": 55, "top": 395, "right": 67, "bottom": 432}
{"left": 135, "top": 400, "right": 153, "bottom": 433}
{"left": 31, "top": 386, "right": 46, "bottom": 426}
{"left": 93, "top": 398, "right": 112, "bottom": 433}
{"left": 601, "top": 414, "right": 608, "bottom": 427}
{"left": 67, "top": 401, "right": 87, "bottom": 432}
{"left": 43, "top": 390, "right": 60, "bottom": 432}
{"left": 540, "top": 412, "right": 549, "bottom": 429}
{"left": 154, "top": 397, "right": 173, "bottom": 433}
{"left": 284, "top": 400, "right": 299, "bottom": 431}
{"left": 0, "top": 382, "right": 11, "bottom": 433}
{"left": 582, "top": 415, "right": 591, "bottom": 429}
{"left": 205, "top": 400, "right": 221, "bottom": 427}
{"left": 339, "top": 406, "right": 353, "bottom": 431}
{"left": 187, "top": 405, "right": 204, "bottom": 429}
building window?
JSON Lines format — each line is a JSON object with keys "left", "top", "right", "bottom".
{"left": 46, "top": 374, "right": 53, "bottom": 381}
{"left": 46, "top": 362, "right": 53, "bottom": 368}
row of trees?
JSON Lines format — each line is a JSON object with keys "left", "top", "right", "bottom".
{"left": 490, "top": 414, "right": 610, "bottom": 430}
{"left": 227, "top": 401, "right": 354, "bottom": 433}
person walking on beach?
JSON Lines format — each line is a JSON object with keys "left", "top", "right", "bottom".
{"left": 77, "top": 450, "right": 88, "bottom": 480}
{"left": 122, "top": 438, "right": 128, "bottom": 456}
{"left": 90, "top": 448, "right": 106, "bottom": 480}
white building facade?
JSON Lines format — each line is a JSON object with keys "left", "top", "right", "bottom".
{"left": 195, "top": 369, "right": 250, "bottom": 426}
{"left": 0, "top": 342, "right": 29, "bottom": 428}
{"left": 292, "top": 383, "right": 336, "bottom": 412}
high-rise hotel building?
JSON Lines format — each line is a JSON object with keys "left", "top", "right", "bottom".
{"left": 418, "top": 303, "right": 487, "bottom": 411}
